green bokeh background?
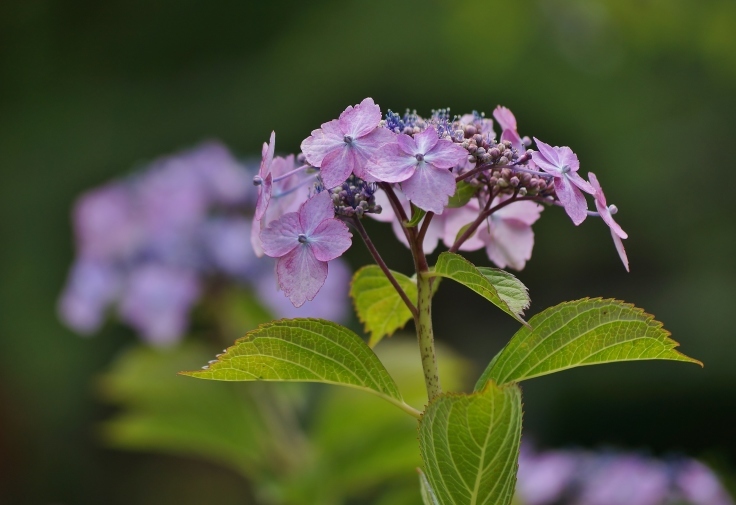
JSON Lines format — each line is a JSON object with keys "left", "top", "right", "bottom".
{"left": 1, "top": 0, "right": 735, "bottom": 503}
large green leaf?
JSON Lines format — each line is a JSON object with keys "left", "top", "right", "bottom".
{"left": 350, "top": 265, "right": 417, "bottom": 347}
{"left": 419, "top": 382, "right": 523, "bottom": 505}
{"left": 476, "top": 298, "right": 702, "bottom": 389}
{"left": 182, "top": 318, "right": 419, "bottom": 417}
{"left": 419, "top": 469, "right": 441, "bottom": 505}
{"left": 433, "top": 252, "right": 529, "bottom": 326}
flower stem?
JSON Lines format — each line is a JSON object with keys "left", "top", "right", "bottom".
{"left": 416, "top": 271, "right": 441, "bottom": 400}
{"left": 352, "top": 217, "right": 418, "bottom": 318}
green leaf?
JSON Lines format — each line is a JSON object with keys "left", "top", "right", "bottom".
{"left": 433, "top": 252, "right": 530, "bottom": 326}
{"left": 476, "top": 298, "right": 703, "bottom": 389}
{"left": 350, "top": 266, "right": 417, "bottom": 347}
{"left": 419, "top": 469, "right": 441, "bottom": 505}
{"left": 405, "top": 204, "right": 427, "bottom": 228}
{"left": 182, "top": 318, "right": 419, "bottom": 417}
{"left": 419, "top": 382, "right": 523, "bottom": 505}
{"left": 447, "top": 181, "right": 477, "bottom": 208}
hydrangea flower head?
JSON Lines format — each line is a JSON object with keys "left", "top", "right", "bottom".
{"left": 254, "top": 131, "right": 275, "bottom": 220}
{"left": 531, "top": 138, "right": 594, "bottom": 225}
{"left": 301, "top": 97, "right": 394, "bottom": 189}
{"left": 589, "top": 172, "right": 629, "bottom": 271}
{"left": 365, "top": 126, "right": 467, "bottom": 214}
{"left": 260, "top": 191, "right": 352, "bottom": 307}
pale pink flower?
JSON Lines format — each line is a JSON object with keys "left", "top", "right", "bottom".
{"left": 300, "top": 98, "right": 395, "bottom": 189}
{"left": 260, "top": 191, "right": 352, "bottom": 307}
{"left": 477, "top": 196, "right": 543, "bottom": 270}
{"left": 589, "top": 172, "right": 629, "bottom": 272}
{"left": 370, "top": 187, "right": 443, "bottom": 254}
{"left": 493, "top": 106, "right": 517, "bottom": 131}
{"left": 441, "top": 199, "right": 486, "bottom": 251}
{"left": 254, "top": 131, "right": 275, "bottom": 221}
{"left": 365, "top": 127, "right": 467, "bottom": 214}
{"left": 531, "top": 138, "right": 594, "bottom": 225}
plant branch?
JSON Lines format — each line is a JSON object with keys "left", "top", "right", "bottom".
{"left": 352, "top": 217, "right": 418, "bottom": 318}
{"left": 417, "top": 211, "right": 434, "bottom": 245}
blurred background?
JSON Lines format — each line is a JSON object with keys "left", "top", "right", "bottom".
{"left": 1, "top": 0, "right": 735, "bottom": 503}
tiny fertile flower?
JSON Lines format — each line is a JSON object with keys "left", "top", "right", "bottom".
{"left": 260, "top": 191, "right": 352, "bottom": 307}
{"left": 301, "top": 97, "right": 395, "bottom": 189}
{"left": 531, "top": 138, "right": 594, "bottom": 225}
{"left": 365, "top": 126, "right": 467, "bottom": 214}
{"left": 589, "top": 172, "right": 629, "bottom": 272}
{"left": 254, "top": 131, "right": 275, "bottom": 220}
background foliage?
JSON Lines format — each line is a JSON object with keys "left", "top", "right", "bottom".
{"left": 1, "top": 0, "right": 735, "bottom": 502}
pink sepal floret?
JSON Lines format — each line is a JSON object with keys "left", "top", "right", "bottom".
{"left": 260, "top": 191, "right": 352, "bottom": 307}
{"left": 365, "top": 127, "right": 467, "bottom": 214}
{"left": 589, "top": 172, "right": 629, "bottom": 272}
{"left": 300, "top": 98, "right": 395, "bottom": 189}
{"left": 254, "top": 131, "right": 275, "bottom": 221}
{"left": 531, "top": 137, "right": 594, "bottom": 226}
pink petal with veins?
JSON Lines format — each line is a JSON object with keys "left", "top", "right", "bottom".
{"left": 298, "top": 191, "right": 335, "bottom": 236}
{"left": 554, "top": 177, "right": 588, "bottom": 225}
{"left": 567, "top": 171, "right": 595, "bottom": 195}
{"left": 612, "top": 230, "right": 630, "bottom": 272}
{"left": 482, "top": 217, "right": 535, "bottom": 271}
{"left": 414, "top": 127, "right": 439, "bottom": 154}
{"left": 533, "top": 138, "right": 562, "bottom": 168}
{"left": 254, "top": 172, "right": 272, "bottom": 221}
{"left": 493, "top": 106, "right": 517, "bottom": 131}
{"left": 351, "top": 127, "right": 396, "bottom": 180}
{"left": 396, "top": 133, "right": 418, "bottom": 156}
{"left": 251, "top": 215, "right": 264, "bottom": 257}
{"left": 309, "top": 219, "right": 352, "bottom": 262}
{"left": 401, "top": 163, "right": 456, "bottom": 214}
{"left": 364, "top": 143, "right": 417, "bottom": 183}
{"left": 320, "top": 145, "right": 358, "bottom": 188}
{"left": 339, "top": 98, "right": 382, "bottom": 138}
{"left": 276, "top": 245, "right": 328, "bottom": 307}
{"left": 260, "top": 212, "right": 301, "bottom": 258}
{"left": 442, "top": 203, "right": 485, "bottom": 251}
{"left": 425, "top": 139, "right": 468, "bottom": 169}
{"left": 495, "top": 199, "right": 544, "bottom": 227}
{"left": 300, "top": 120, "right": 344, "bottom": 167}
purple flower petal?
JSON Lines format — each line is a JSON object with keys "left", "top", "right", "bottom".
{"left": 567, "top": 171, "right": 595, "bottom": 195}
{"left": 276, "top": 245, "right": 328, "bottom": 307}
{"left": 58, "top": 260, "right": 121, "bottom": 334}
{"left": 300, "top": 120, "right": 344, "bottom": 168}
{"left": 260, "top": 212, "right": 301, "bottom": 258}
{"left": 533, "top": 137, "right": 563, "bottom": 168}
{"left": 413, "top": 127, "right": 439, "bottom": 154}
{"left": 309, "top": 219, "right": 352, "bottom": 261}
{"left": 612, "top": 229, "right": 630, "bottom": 272}
{"left": 493, "top": 106, "right": 517, "bottom": 131}
{"left": 400, "top": 162, "right": 456, "bottom": 214}
{"left": 118, "top": 264, "right": 200, "bottom": 346}
{"left": 350, "top": 126, "right": 396, "bottom": 180}
{"left": 255, "top": 131, "right": 276, "bottom": 220}
{"left": 298, "top": 191, "right": 335, "bottom": 236}
{"left": 257, "top": 257, "right": 352, "bottom": 322}
{"left": 339, "top": 97, "right": 381, "bottom": 138}
{"left": 442, "top": 202, "right": 485, "bottom": 251}
{"left": 319, "top": 145, "right": 358, "bottom": 189}
{"left": 588, "top": 173, "right": 627, "bottom": 238}
{"left": 554, "top": 176, "right": 589, "bottom": 225}
{"left": 364, "top": 143, "right": 417, "bottom": 183}
{"left": 396, "top": 133, "right": 418, "bottom": 156}
{"left": 424, "top": 138, "right": 468, "bottom": 169}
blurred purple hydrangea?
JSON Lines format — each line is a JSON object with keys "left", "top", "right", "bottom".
{"left": 58, "top": 141, "right": 352, "bottom": 346}
{"left": 517, "top": 445, "right": 734, "bottom": 505}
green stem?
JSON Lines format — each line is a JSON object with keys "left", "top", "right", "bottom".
{"left": 416, "top": 271, "right": 441, "bottom": 400}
